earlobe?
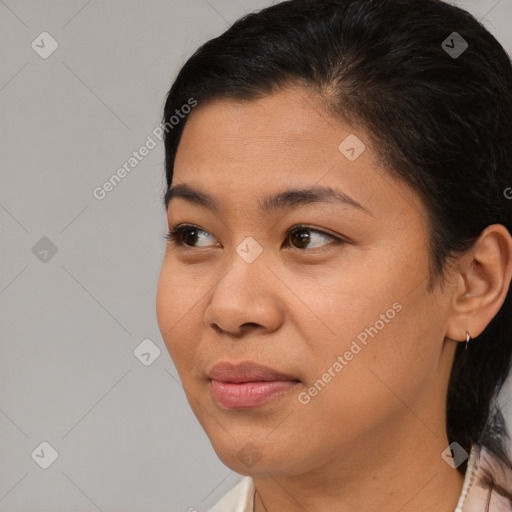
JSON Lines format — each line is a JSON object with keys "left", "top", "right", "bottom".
{"left": 445, "top": 223, "right": 512, "bottom": 344}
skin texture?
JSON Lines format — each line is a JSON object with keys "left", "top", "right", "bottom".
{"left": 156, "top": 86, "right": 512, "bottom": 512}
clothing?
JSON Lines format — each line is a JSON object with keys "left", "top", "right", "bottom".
{"left": 208, "top": 476, "right": 254, "bottom": 512}
{"left": 208, "top": 444, "right": 510, "bottom": 512}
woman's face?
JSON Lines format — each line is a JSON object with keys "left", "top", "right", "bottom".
{"left": 156, "top": 86, "right": 459, "bottom": 477}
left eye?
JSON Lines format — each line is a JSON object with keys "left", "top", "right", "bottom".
{"left": 285, "top": 226, "right": 337, "bottom": 250}
{"left": 164, "top": 224, "right": 340, "bottom": 251}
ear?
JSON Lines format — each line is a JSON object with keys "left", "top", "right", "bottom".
{"left": 445, "top": 224, "right": 512, "bottom": 345}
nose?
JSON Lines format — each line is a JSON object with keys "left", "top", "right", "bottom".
{"left": 204, "top": 255, "right": 283, "bottom": 338}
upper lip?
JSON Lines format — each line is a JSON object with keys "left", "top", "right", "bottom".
{"left": 208, "top": 361, "right": 299, "bottom": 383}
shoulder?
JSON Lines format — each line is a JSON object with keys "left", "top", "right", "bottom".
{"left": 207, "top": 476, "right": 255, "bottom": 512}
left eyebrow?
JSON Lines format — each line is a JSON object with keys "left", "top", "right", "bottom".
{"left": 259, "top": 185, "right": 372, "bottom": 215}
{"left": 164, "top": 183, "right": 372, "bottom": 216}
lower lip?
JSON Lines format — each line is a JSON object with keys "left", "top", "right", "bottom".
{"left": 210, "top": 380, "right": 299, "bottom": 409}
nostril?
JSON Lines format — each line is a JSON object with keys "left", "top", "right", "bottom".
{"left": 241, "top": 322, "right": 261, "bottom": 329}
{"left": 211, "top": 322, "right": 263, "bottom": 337}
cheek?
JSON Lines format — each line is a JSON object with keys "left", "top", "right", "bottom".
{"left": 156, "top": 261, "right": 204, "bottom": 368}
{"left": 296, "top": 251, "right": 441, "bottom": 409}
{"left": 292, "top": 256, "right": 408, "bottom": 360}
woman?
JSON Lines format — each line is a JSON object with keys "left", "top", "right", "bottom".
{"left": 155, "top": 0, "right": 512, "bottom": 510}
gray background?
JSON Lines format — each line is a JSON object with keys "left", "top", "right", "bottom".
{"left": 1, "top": 1, "right": 511, "bottom": 511}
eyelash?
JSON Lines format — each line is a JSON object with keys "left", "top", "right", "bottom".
{"left": 163, "top": 223, "right": 345, "bottom": 252}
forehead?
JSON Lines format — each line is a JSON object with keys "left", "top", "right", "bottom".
{"left": 177, "top": 87, "right": 340, "bottom": 159}
{"left": 172, "top": 87, "right": 424, "bottom": 223}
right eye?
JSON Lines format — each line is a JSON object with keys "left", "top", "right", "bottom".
{"left": 164, "top": 224, "right": 219, "bottom": 248}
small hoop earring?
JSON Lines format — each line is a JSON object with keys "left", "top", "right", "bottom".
{"left": 465, "top": 331, "right": 471, "bottom": 350}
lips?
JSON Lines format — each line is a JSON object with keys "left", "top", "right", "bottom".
{"left": 207, "top": 361, "right": 300, "bottom": 409}
{"left": 207, "top": 361, "right": 299, "bottom": 383}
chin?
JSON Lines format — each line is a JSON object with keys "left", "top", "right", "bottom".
{"left": 210, "top": 435, "right": 302, "bottom": 477}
